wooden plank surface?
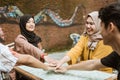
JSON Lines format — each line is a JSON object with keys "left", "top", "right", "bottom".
{"left": 14, "top": 65, "right": 115, "bottom": 80}
{"left": 14, "top": 51, "right": 117, "bottom": 80}
{"left": 14, "top": 67, "right": 43, "bottom": 80}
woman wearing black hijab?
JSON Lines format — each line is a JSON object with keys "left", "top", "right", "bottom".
{"left": 13, "top": 14, "right": 56, "bottom": 80}
{"left": 14, "top": 14, "right": 46, "bottom": 61}
{"left": 19, "top": 14, "right": 42, "bottom": 48}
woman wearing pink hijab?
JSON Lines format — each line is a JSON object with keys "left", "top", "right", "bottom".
{"left": 52, "top": 11, "right": 113, "bottom": 73}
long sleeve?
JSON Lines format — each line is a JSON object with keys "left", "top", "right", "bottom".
{"left": 0, "top": 44, "right": 18, "bottom": 72}
{"left": 67, "top": 36, "right": 86, "bottom": 64}
{"left": 14, "top": 35, "right": 43, "bottom": 60}
{"left": 66, "top": 35, "right": 113, "bottom": 73}
{"left": 92, "top": 40, "right": 113, "bottom": 59}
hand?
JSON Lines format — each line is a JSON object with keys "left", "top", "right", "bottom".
{"left": 47, "top": 59, "right": 63, "bottom": 68}
{"left": 55, "top": 56, "right": 70, "bottom": 69}
{"left": 48, "top": 62, "right": 57, "bottom": 67}
{"left": 54, "top": 66, "right": 67, "bottom": 73}
{"left": 47, "top": 66, "right": 56, "bottom": 71}
{"left": 44, "top": 56, "right": 59, "bottom": 66}
{"left": 55, "top": 60, "right": 64, "bottom": 69}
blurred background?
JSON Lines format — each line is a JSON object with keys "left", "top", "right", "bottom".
{"left": 0, "top": 0, "right": 117, "bottom": 52}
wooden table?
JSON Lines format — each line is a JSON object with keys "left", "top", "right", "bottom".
{"left": 14, "top": 65, "right": 115, "bottom": 80}
{"left": 14, "top": 66, "right": 42, "bottom": 80}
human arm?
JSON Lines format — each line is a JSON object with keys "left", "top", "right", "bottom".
{"left": 67, "top": 59, "right": 105, "bottom": 70}
{"left": 17, "top": 54, "right": 48, "bottom": 70}
{"left": 55, "top": 56, "right": 70, "bottom": 68}
{"left": 48, "top": 36, "right": 85, "bottom": 68}
{"left": 89, "top": 41, "right": 113, "bottom": 73}
{"left": 14, "top": 35, "right": 44, "bottom": 60}
{"left": 55, "top": 51, "right": 118, "bottom": 73}
{"left": 66, "top": 35, "right": 86, "bottom": 64}
{"left": 15, "top": 35, "right": 55, "bottom": 63}
{"left": 11, "top": 50, "right": 54, "bottom": 71}
{"left": 54, "top": 36, "right": 85, "bottom": 68}
{"left": 55, "top": 59, "right": 106, "bottom": 73}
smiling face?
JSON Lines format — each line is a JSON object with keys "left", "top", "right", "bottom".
{"left": 85, "top": 17, "right": 97, "bottom": 35}
{"left": 100, "top": 22, "right": 113, "bottom": 45}
{"left": 26, "top": 18, "right": 35, "bottom": 32}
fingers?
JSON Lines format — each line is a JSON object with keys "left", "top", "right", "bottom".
{"left": 48, "top": 63, "right": 57, "bottom": 67}
{"left": 44, "top": 58, "right": 66, "bottom": 73}
{"left": 54, "top": 67, "right": 67, "bottom": 73}
{"left": 44, "top": 56, "right": 58, "bottom": 64}
{"left": 45, "top": 63, "right": 67, "bottom": 73}
{"left": 44, "top": 56, "right": 63, "bottom": 68}
{"left": 48, "top": 66, "right": 56, "bottom": 71}
{"left": 55, "top": 62, "right": 63, "bottom": 69}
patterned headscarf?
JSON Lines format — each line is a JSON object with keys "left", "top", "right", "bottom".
{"left": 19, "top": 14, "right": 41, "bottom": 47}
{"left": 83, "top": 11, "right": 102, "bottom": 50}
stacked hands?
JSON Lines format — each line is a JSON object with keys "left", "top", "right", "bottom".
{"left": 44, "top": 57, "right": 118, "bottom": 80}
{"left": 44, "top": 56, "right": 67, "bottom": 73}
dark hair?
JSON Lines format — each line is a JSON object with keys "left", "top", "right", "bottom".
{"left": 0, "top": 37, "right": 4, "bottom": 43}
{"left": 19, "top": 14, "right": 41, "bottom": 47}
{"left": 99, "top": 2, "right": 120, "bottom": 31}
{"left": 19, "top": 14, "right": 34, "bottom": 29}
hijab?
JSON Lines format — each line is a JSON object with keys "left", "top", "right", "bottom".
{"left": 19, "top": 14, "right": 41, "bottom": 47}
{"left": 83, "top": 11, "right": 102, "bottom": 50}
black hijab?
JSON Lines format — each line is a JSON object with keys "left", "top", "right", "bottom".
{"left": 19, "top": 14, "right": 41, "bottom": 47}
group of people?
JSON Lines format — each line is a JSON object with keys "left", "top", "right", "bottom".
{"left": 0, "top": 2, "right": 120, "bottom": 80}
